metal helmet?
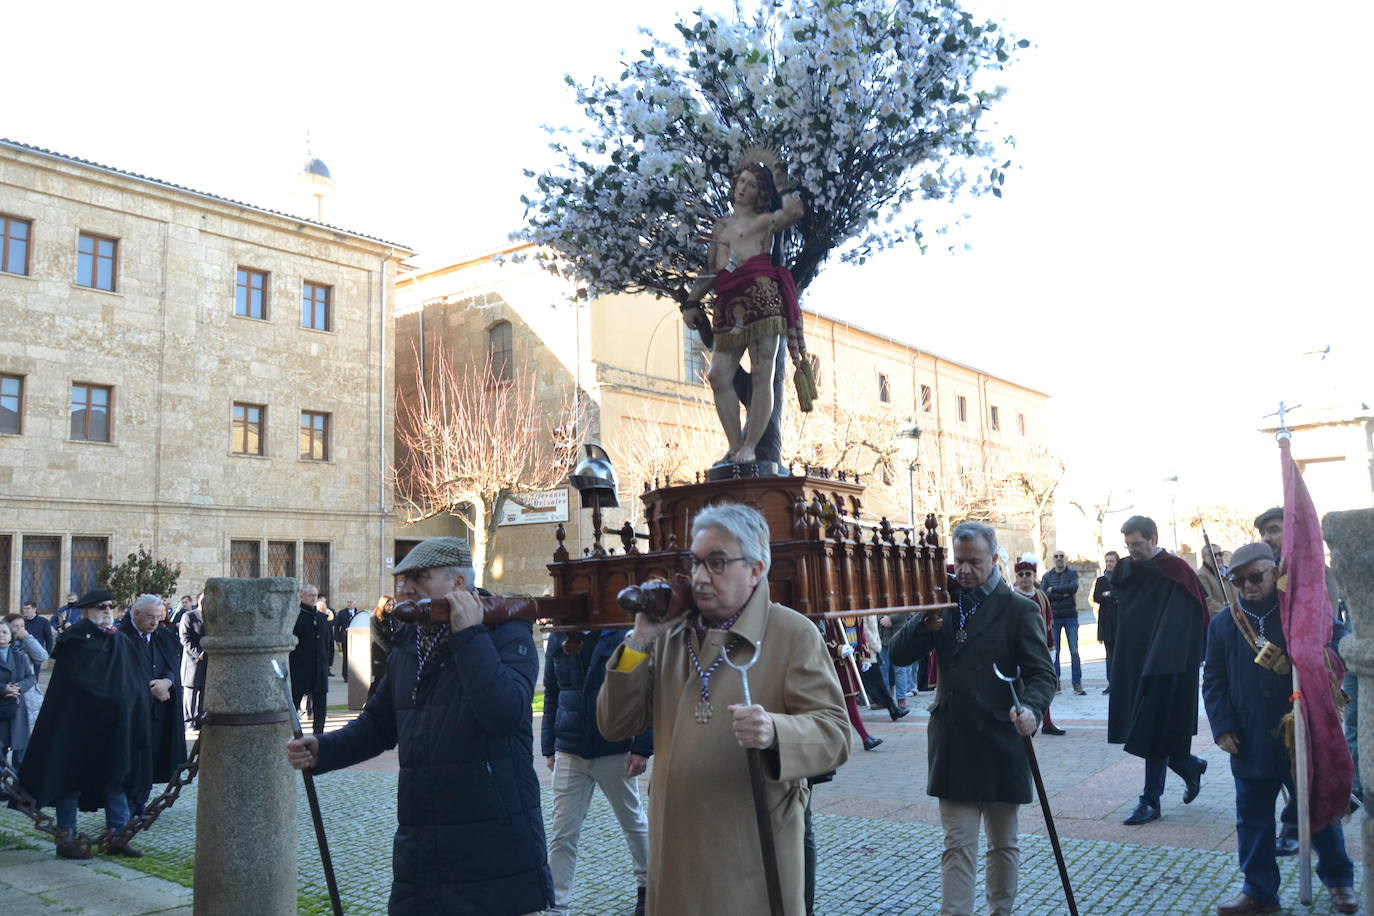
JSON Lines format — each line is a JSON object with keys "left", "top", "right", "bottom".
{"left": 568, "top": 443, "right": 619, "bottom": 508}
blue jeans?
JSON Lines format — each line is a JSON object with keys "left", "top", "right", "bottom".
{"left": 56, "top": 784, "right": 131, "bottom": 837}
{"left": 1236, "top": 774, "right": 1353, "bottom": 904}
{"left": 880, "top": 646, "right": 914, "bottom": 698}
{"left": 1052, "top": 616, "right": 1081, "bottom": 685}
{"left": 1344, "top": 669, "right": 1361, "bottom": 798}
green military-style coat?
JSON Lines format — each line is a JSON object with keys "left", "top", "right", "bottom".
{"left": 890, "top": 579, "right": 1056, "bottom": 805}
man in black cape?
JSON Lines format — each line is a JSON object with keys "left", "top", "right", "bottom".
{"left": 18, "top": 589, "right": 152, "bottom": 859}
{"left": 1108, "top": 515, "right": 1210, "bottom": 825}
{"left": 115, "top": 593, "right": 187, "bottom": 816}
{"left": 290, "top": 583, "right": 334, "bottom": 735}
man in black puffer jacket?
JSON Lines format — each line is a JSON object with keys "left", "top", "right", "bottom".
{"left": 286, "top": 537, "right": 553, "bottom": 915}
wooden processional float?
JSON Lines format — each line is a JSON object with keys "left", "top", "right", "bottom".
{"left": 528, "top": 453, "right": 955, "bottom": 632}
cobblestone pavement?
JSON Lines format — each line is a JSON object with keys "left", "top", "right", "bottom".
{"left": 2, "top": 658, "right": 1363, "bottom": 914}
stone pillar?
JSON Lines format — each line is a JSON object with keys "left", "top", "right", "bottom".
{"left": 193, "top": 577, "right": 300, "bottom": 916}
{"left": 1322, "top": 509, "right": 1374, "bottom": 892}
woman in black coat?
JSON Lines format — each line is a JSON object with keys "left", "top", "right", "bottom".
{"left": 368, "top": 596, "right": 394, "bottom": 697}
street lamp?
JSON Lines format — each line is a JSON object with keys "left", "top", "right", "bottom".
{"left": 895, "top": 423, "right": 922, "bottom": 530}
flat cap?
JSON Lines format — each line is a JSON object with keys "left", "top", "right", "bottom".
{"left": 73, "top": 589, "right": 115, "bottom": 608}
{"left": 394, "top": 537, "right": 472, "bottom": 576}
{"left": 1228, "top": 542, "right": 1276, "bottom": 572}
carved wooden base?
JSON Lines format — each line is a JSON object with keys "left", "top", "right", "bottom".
{"left": 539, "top": 471, "right": 951, "bottom": 630}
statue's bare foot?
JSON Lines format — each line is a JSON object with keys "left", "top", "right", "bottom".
{"left": 715, "top": 450, "right": 735, "bottom": 466}
{"left": 734, "top": 446, "right": 757, "bottom": 463}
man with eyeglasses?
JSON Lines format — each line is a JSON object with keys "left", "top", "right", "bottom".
{"left": 1202, "top": 542, "right": 1357, "bottom": 915}
{"left": 1040, "top": 549, "right": 1083, "bottom": 695}
{"left": 18, "top": 590, "right": 152, "bottom": 859}
{"left": 284, "top": 537, "right": 554, "bottom": 915}
{"left": 1109, "top": 516, "right": 1209, "bottom": 825}
{"left": 1198, "top": 544, "right": 1231, "bottom": 618}
{"left": 598, "top": 503, "right": 850, "bottom": 916}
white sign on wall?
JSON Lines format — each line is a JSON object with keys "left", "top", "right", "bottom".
{"left": 498, "top": 488, "right": 571, "bottom": 526}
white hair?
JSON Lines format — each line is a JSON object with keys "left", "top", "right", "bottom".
{"left": 692, "top": 503, "right": 771, "bottom": 573}
{"left": 951, "top": 521, "right": 998, "bottom": 556}
{"left": 131, "top": 593, "right": 165, "bottom": 615}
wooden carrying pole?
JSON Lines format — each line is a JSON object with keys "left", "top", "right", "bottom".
{"left": 1293, "top": 666, "right": 1313, "bottom": 905}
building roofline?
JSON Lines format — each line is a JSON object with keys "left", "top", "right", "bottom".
{"left": 1, "top": 138, "right": 413, "bottom": 254}
{"left": 405, "top": 241, "right": 1051, "bottom": 399}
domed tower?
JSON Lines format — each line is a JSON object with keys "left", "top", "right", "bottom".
{"left": 297, "top": 155, "right": 335, "bottom": 222}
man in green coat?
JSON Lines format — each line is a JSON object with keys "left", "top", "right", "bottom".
{"left": 890, "top": 521, "right": 1056, "bottom": 916}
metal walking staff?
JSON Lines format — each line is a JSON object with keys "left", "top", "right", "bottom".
{"left": 272, "top": 659, "right": 344, "bottom": 916}
{"left": 993, "top": 662, "right": 1078, "bottom": 916}
{"left": 719, "top": 638, "right": 785, "bottom": 916}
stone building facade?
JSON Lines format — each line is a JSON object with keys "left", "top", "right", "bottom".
{"left": 0, "top": 139, "right": 410, "bottom": 613}
{"left": 393, "top": 244, "right": 1054, "bottom": 595}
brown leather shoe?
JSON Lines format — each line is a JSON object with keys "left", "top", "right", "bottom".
{"left": 56, "top": 841, "right": 93, "bottom": 860}
{"left": 1329, "top": 886, "right": 1358, "bottom": 914}
{"left": 1215, "top": 892, "right": 1280, "bottom": 915}
{"left": 107, "top": 843, "right": 145, "bottom": 858}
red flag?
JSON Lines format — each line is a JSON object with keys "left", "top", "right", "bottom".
{"left": 1278, "top": 437, "right": 1353, "bottom": 832}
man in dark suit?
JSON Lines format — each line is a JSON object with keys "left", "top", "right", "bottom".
{"left": 1203, "top": 543, "right": 1357, "bottom": 915}
{"left": 115, "top": 594, "right": 186, "bottom": 820}
{"left": 289, "top": 584, "right": 334, "bottom": 735}
{"left": 890, "top": 521, "right": 1056, "bottom": 916}
{"left": 178, "top": 594, "right": 207, "bottom": 726}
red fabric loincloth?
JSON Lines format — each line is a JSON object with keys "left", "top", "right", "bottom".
{"left": 711, "top": 253, "right": 806, "bottom": 361}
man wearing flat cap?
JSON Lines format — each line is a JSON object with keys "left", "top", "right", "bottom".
{"left": 18, "top": 590, "right": 152, "bottom": 859}
{"left": 285, "top": 537, "right": 553, "bottom": 915}
{"left": 1202, "top": 543, "right": 1357, "bottom": 915}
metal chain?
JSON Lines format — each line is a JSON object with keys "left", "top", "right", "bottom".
{"left": 1, "top": 735, "right": 201, "bottom": 854}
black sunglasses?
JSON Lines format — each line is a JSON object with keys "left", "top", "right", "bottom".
{"left": 1229, "top": 571, "right": 1267, "bottom": 587}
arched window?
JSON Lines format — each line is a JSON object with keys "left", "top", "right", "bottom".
{"left": 488, "top": 321, "right": 513, "bottom": 383}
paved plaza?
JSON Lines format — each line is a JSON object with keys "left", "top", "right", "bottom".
{"left": 1, "top": 656, "right": 1364, "bottom": 914}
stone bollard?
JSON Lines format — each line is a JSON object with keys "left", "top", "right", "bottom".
{"left": 1322, "top": 509, "right": 1374, "bottom": 894}
{"left": 193, "top": 577, "right": 300, "bottom": 915}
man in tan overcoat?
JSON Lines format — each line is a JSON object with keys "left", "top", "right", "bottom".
{"left": 598, "top": 502, "right": 851, "bottom": 915}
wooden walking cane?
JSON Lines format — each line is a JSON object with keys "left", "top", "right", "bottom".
{"left": 993, "top": 663, "right": 1078, "bottom": 916}
{"left": 273, "top": 660, "right": 345, "bottom": 916}
{"left": 719, "top": 638, "right": 785, "bottom": 916}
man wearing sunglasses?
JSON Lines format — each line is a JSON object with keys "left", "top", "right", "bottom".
{"left": 598, "top": 503, "right": 850, "bottom": 916}
{"left": 17, "top": 589, "right": 152, "bottom": 859}
{"left": 1202, "top": 543, "right": 1356, "bottom": 915}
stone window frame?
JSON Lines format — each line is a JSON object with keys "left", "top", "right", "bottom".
{"left": 989, "top": 405, "right": 1000, "bottom": 431}
{"left": 956, "top": 394, "right": 968, "bottom": 424}
{"left": 301, "top": 280, "right": 333, "bottom": 333}
{"left": 0, "top": 213, "right": 32, "bottom": 276}
{"left": 299, "top": 409, "right": 330, "bottom": 462}
{"left": 69, "top": 535, "right": 109, "bottom": 595}
{"left": 1017, "top": 412, "right": 1027, "bottom": 436}
{"left": 302, "top": 541, "right": 331, "bottom": 599}
{"left": 76, "top": 231, "right": 119, "bottom": 292}
{"left": 682, "top": 325, "right": 708, "bottom": 383}
{"left": 229, "top": 539, "right": 262, "bottom": 578}
{"left": 69, "top": 381, "right": 114, "bottom": 443}
{"left": 878, "top": 373, "right": 891, "bottom": 404}
{"left": 231, "top": 402, "right": 267, "bottom": 456}
{"left": 0, "top": 373, "right": 24, "bottom": 436}
{"left": 920, "top": 384, "right": 933, "bottom": 413}
{"left": 235, "top": 266, "right": 270, "bottom": 321}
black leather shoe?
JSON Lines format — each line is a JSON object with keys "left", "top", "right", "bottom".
{"left": 890, "top": 706, "right": 911, "bottom": 722}
{"left": 862, "top": 736, "right": 883, "bottom": 751}
{"left": 1275, "top": 835, "right": 1299, "bottom": 857}
{"left": 1184, "top": 758, "right": 1207, "bottom": 804}
{"left": 1042, "top": 723, "right": 1066, "bottom": 736}
{"left": 1123, "top": 802, "right": 1160, "bottom": 825}
{"left": 1215, "top": 891, "right": 1280, "bottom": 915}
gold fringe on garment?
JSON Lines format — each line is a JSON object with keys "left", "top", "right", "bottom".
{"left": 713, "top": 315, "right": 787, "bottom": 352}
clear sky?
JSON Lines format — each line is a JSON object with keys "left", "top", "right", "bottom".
{"left": 7, "top": 0, "right": 1370, "bottom": 544}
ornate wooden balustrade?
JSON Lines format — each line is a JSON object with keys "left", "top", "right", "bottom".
{"left": 536, "top": 469, "right": 953, "bottom": 631}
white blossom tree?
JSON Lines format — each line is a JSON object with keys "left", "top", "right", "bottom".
{"left": 520, "top": 0, "right": 1024, "bottom": 299}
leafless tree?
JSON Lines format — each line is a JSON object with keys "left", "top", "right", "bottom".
{"left": 394, "top": 345, "right": 579, "bottom": 584}
{"left": 1069, "top": 490, "right": 1136, "bottom": 557}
